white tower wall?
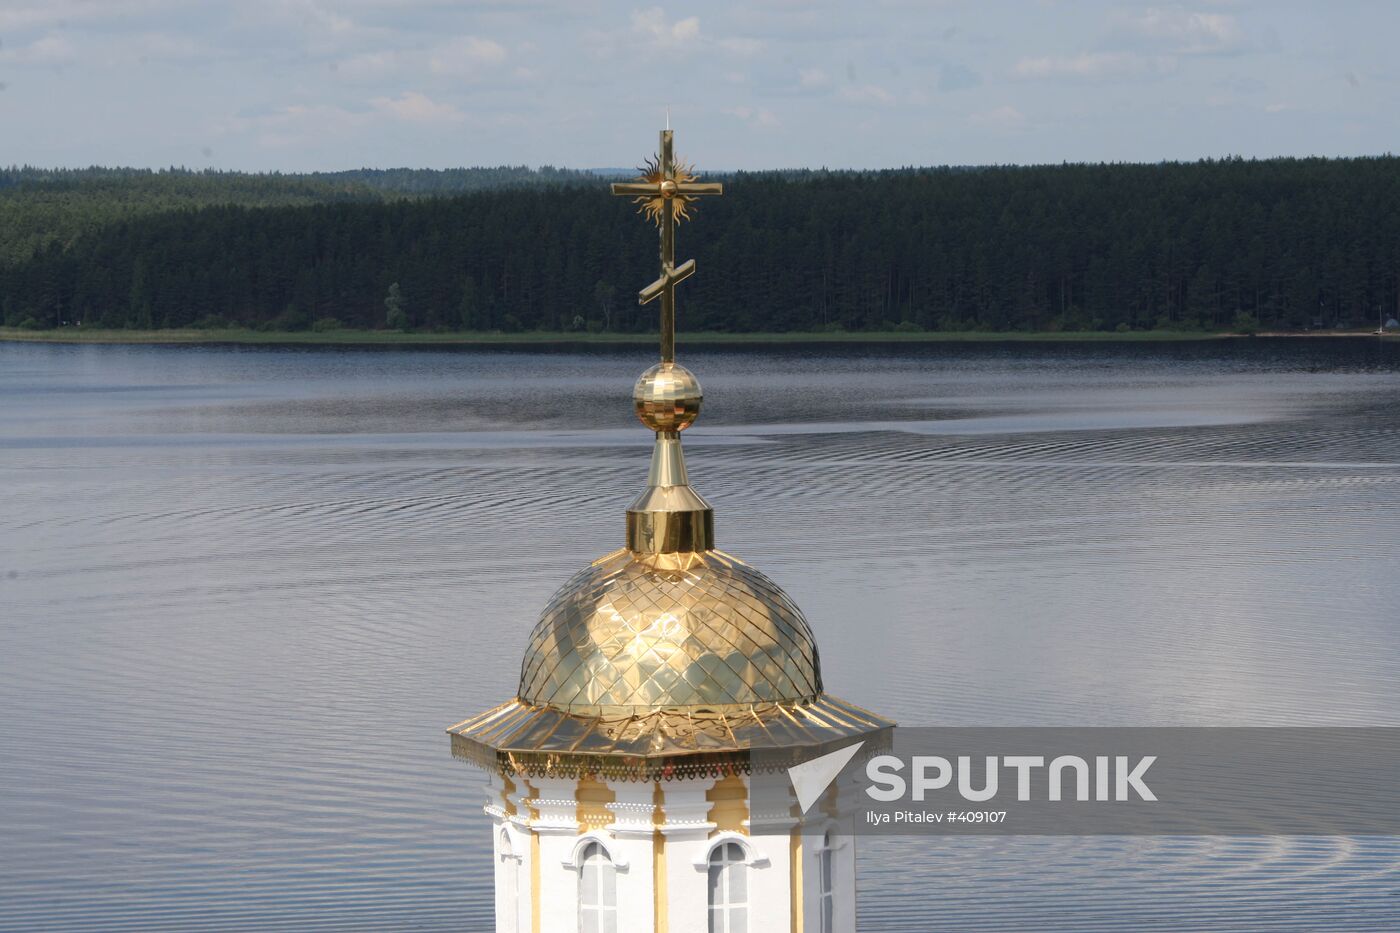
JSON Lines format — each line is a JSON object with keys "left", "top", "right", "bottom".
{"left": 484, "top": 771, "right": 857, "bottom": 933}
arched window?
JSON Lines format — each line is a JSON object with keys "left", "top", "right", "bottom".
{"left": 818, "top": 831, "right": 835, "bottom": 933}
{"left": 707, "top": 841, "right": 748, "bottom": 933}
{"left": 578, "top": 841, "right": 617, "bottom": 933}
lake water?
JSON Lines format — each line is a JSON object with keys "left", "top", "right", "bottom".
{"left": 3, "top": 338, "right": 1400, "bottom": 931}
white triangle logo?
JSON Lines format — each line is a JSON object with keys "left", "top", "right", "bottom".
{"left": 788, "top": 741, "right": 864, "bottom": 814}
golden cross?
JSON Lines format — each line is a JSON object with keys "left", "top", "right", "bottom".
{"left": 611, "top": 129, "right": 722, "bottom": 362}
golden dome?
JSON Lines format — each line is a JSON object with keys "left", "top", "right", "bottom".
{"left": 447, "top": 127, "right": 896, "bottom": 775}
{"left": 518, "top": 547, "right": 821, "bottom": 714}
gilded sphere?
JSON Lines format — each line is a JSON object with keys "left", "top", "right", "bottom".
{"left": 633, "top": 362, "right": 702, "bottom": 432}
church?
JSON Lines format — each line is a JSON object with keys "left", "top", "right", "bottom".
{"left": 448, "top": 129, "right": 893, "bottom": 933}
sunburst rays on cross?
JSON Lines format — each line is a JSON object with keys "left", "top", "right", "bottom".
{"left": 629, "top": 153, "right": 704, "bottom": 226}
{"left": 610, "top": 129, "right": 723, "bottom": 363}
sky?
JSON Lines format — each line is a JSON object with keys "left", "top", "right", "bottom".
{"left": 0, "top": 0, "right": 1394, "bottom": 172}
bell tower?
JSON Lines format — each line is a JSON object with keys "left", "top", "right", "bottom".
{"left": 448, "top": 128, "right": 893, "bottom": 933}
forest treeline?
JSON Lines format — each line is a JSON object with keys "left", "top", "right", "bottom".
{"left": 0, "top": 165, "right": 595, "bottom": 266}
{"left": 2, "top": 156, "right": 1398, "bottom": 334}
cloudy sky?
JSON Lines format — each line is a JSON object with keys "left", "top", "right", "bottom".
{"left": 0, "top": 1, "right": 1392, "bottom": 172}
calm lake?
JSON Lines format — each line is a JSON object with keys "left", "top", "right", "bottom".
{"left": 3, "top": 338, "right": 1400, "bottom": 931}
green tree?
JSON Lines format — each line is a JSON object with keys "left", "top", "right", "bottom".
{"left": 594, "top": 279, "right": 616, "bottom": 331}
{"left": 128, "top": 258, "right": 153, "bottom": 329}
{"left": 456, "top": 275, "right": 478, "bottom": 331}
{"left": 1231, "top": 310, "right": 1260, "bottom": 334}
{"left": 384, "top": 282, "right": 408, "bottom": 331}
{"left": 7, "top": 156, "right": 1400, "bottom": 336}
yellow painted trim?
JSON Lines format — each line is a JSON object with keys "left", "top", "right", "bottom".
{"left": 705, "top": 772, "right": 748, "bottom": 836}
{"left": 525, "top": 779, "right": 541, "bottom": 933}
{"left": 790, "top": 829, "right": 803, "bottom": 933}
{"left": 531, "top": 830, "right": 541, "bottom": 933}
{"left": 503, "top": 772, "right": 517, "bottom": 817}
{"left": 576, "top": 772, "right": 616, "bottom": 832}
{"left": 653, "top": 782, "right": 668, "bottom": 933}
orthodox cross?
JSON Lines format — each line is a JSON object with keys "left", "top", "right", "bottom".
{"left": 611, "top": 129, "right": 722, "bottom": 362}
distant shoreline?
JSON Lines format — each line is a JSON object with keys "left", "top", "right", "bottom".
{"left": 3, "top": 327, "right": 1395, "bottom": 347}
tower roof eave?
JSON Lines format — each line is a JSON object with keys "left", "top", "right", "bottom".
{"left": 447, "top": 694, "right": 894, "bottom": 781}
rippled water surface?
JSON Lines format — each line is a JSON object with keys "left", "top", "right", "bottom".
{"left": 3, "top": 338, "right": 1400, "bottom": 931}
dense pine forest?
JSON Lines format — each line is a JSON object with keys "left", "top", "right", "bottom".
{"left": 0, "top": 165, "right": 595, "bottom": 267}
{"left": 2, "top": 156, "right": 1398, "bottom": 334}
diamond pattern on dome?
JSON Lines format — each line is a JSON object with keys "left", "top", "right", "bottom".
{"left": 518, "top": 548, "right": 822, "bottom": 712}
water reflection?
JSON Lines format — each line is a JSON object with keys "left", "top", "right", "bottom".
{"left": 2, "top": 339, "right": 1399, "bottom": 930}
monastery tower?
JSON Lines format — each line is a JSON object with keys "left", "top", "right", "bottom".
{"left": 448, "top": 128, "right": 893, "bottom": 933}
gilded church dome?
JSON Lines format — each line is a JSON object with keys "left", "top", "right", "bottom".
{"left": 518, "top": 547, "right": 821, "bottom": 714}
{"left": 448, "top": 127, "right": 894, "bottom": 775}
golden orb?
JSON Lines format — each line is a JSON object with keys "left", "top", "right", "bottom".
{"left": 633, "top": 362, "right": 702, "bottom": 432}
{"left": 660, "top": 179, "right": 677, "bottom": 197}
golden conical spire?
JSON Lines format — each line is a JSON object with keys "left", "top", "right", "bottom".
{"left": 627, "top": 362, "right": 710, "bottom": 552}
{"left": 610, "top": 128, "right": 723, "bottom": 554}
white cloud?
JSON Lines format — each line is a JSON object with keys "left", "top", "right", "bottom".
{"left": 1111, "top": 8, "right": 1245, "bottom": 55}
{"left": 0, "top": 0, "right": 1389, "bottom": 171}
{"left": 216, "top": 89, "right": 463, "bottom": 151}
{"left": 288, "top": 0, "right": 356, "bottom": 36}
{"left": 1014, "top": 51, "right": 1177, "bottom": 80}
{"left": 719, "top": 37, "right": 764, "bottom": 56}
{"left": 335, "top": 49, "right": 400, "bottom": 80}
{"left": 127, "top": 32, "right": 209, "bottom": 63}
{"left": 217, "top": 102, "right": 368, "bottom": 150}
{"left": 1014, "top": 7, "right": 1246, "bottom": 88}
{"left": 723, "top": 105, "right": 780, "bottom": 128}
{"left": 332, "top": 35, "right": 506, "bottom": 83}
{"left": 0, "top": 0, "right": 175, "bottom": 32}
{"left": 0, "top": 34, "right": 77, "bottom": 66}
{"left": 231, "top": 0, "right": 393, "bottom": 59}
{"left": 588, "top": 9, "right": 754, "bottom": 67}
{"left": 839, "top": 84, "right": 895, "bottom": 106}
{"left": 969, "top": 105, "right": 1026, "bottom": 130}
{"left": 631, "top": 8, "right": 700, "bottom": 47}
{"left": 330, "top": 35, "right": 506, "bottom": 85}
{"left": 370, "top": 90, "right": 463, "bottom": 123}
{"left": 429, "top": 36, "right": 508, "bottom": 76}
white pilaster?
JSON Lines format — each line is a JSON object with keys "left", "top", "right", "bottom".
{"left": 604, "top": 780, "right": 659, "bottom": 933}
{"left": 656, "top": 780, "right": 716, "bottom": 931}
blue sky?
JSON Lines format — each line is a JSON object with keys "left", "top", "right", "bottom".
{"left": 0, "top": 1, "right": 1392, "bottom": 171}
